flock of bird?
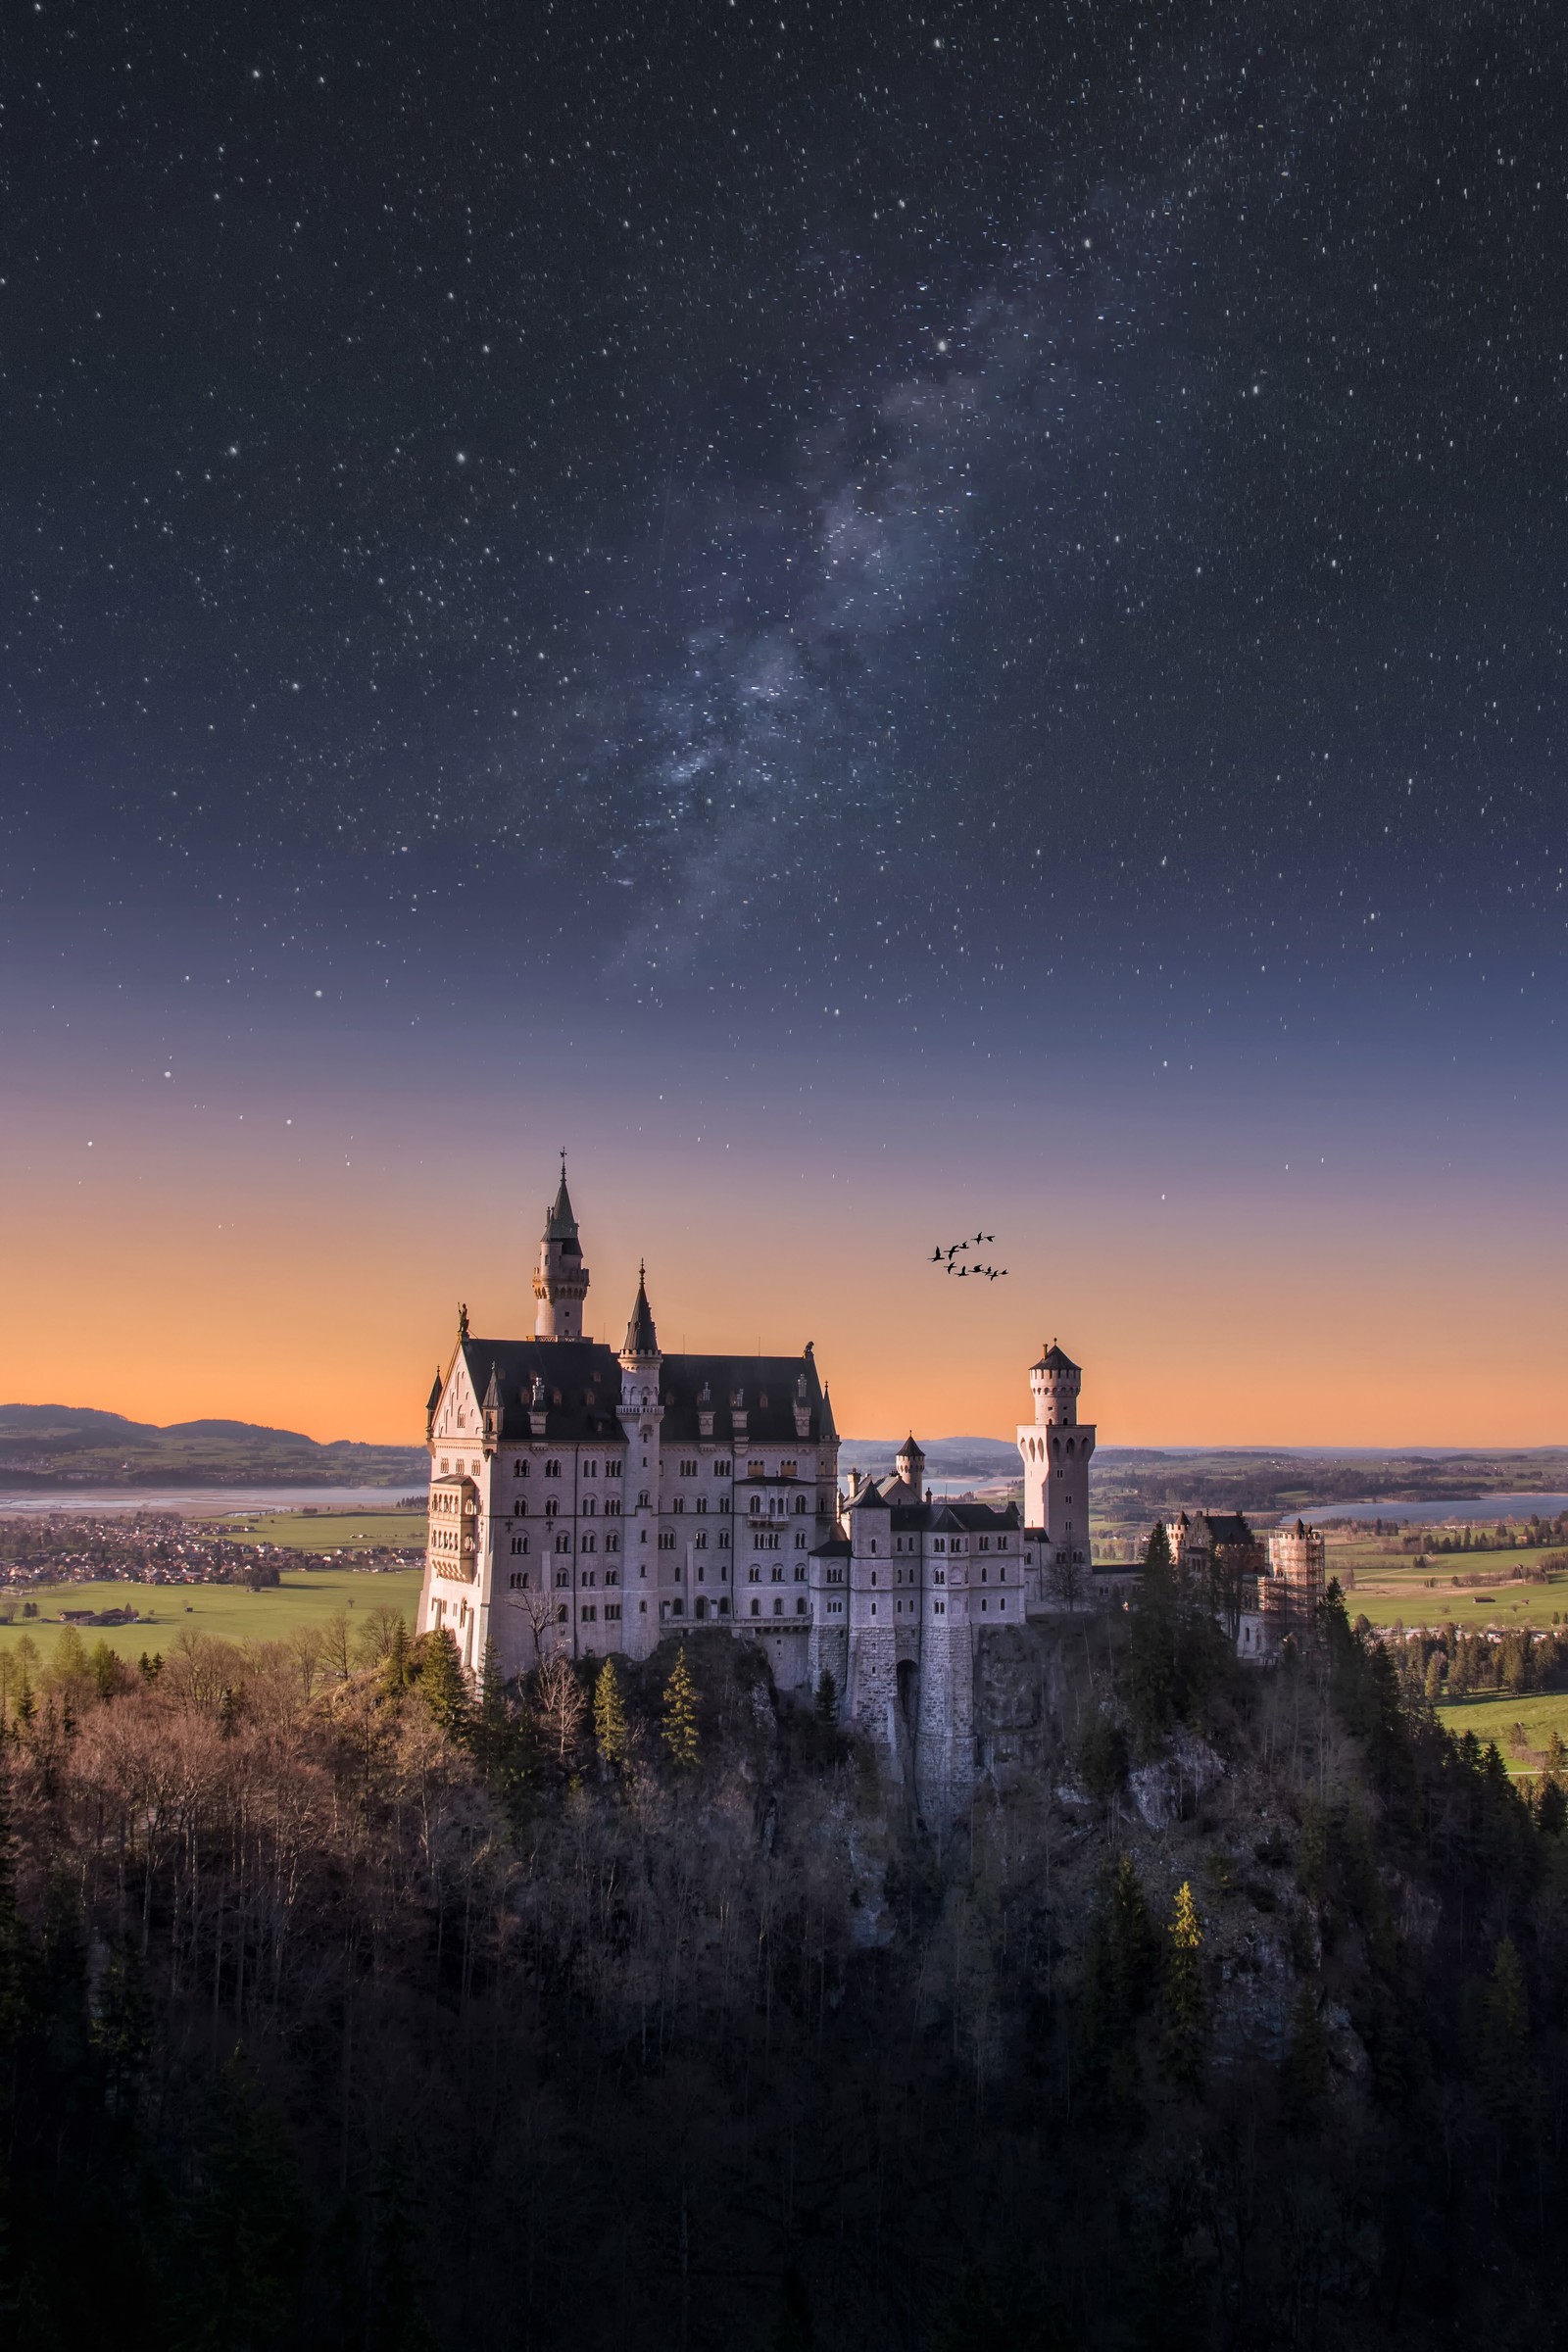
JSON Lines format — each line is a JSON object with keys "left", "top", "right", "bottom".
{"left": 930, "top": 1233, "right": 1008, "bottom": 1281}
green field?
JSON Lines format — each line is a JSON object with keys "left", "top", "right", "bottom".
{"left": 222, "top": 1510, "right": 426, "bottom": 1550}
{"left": 1435, "top": 1689, "right": 1568, "bottom": 1777}
{"left": 0, "top": 1567, "right": 424, "bottom": 1663}
{"left": 1335, "top": 1551, "right": 1568, "bottom": 1633}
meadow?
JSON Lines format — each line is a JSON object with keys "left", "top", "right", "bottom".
{"left": 1434, "top": 1687, "right": 1568, "bottom": 1776}
{"left": 0, "top": 1565, "right": 424, "bottom": 1663}
{"left": 220, "top": 1508, "right": 426, "bottom": 1550}
{"left": 1329, "top": 1540, "right": 1568, "bottom": 1633}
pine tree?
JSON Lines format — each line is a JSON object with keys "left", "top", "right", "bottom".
{"left": 662, "top": 1647, "right": 700, "bottom": 1773}
{"left": 1128, "top": 1522, "right": 1179, "bottom": 1748}
{"left": 1157, "top": 1881, "right": 1207, "bottom": 2090}
{"left": 1478, "top": 1935, "right": 1534, "bottom": 2140}
{"left": 416, "top": 1627, "right": 472, "bottom": 1738}
{"left": 593, "top": 1656, "right": 629, "bottom": 1770}
{"left": 1280, "top": 1985, "right": 1331, "bottom": 2128}
{"left": 1083, "top": 1851, "right": 1158, "bottom": 2090}
{"left": 814, "top": 1670, "right": 837, "bottom": 1723}
{"left": 380, "top": 1614, "right": 414, "bottom": 1697}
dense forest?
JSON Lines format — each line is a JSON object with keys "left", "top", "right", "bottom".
{"left": 2, "top": 1552, "right": 1566, "bottom": 2350}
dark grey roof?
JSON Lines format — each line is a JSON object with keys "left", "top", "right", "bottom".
{"left": 1032, "top": 1341, "right": 1080, "bottom": 1374}
{"left": 622, "top": 1267, "right": 659, "bottom": 1359}
{"left": 544, "top": 1168, "right": 579, "bottom": 1244}
{"left": 847, "top": 1480, "right": 890, "bottom": 1511}
{"left": 452, "top": 1339, "right": 830, "bottom": 1445}
{"left": 897, "top": 1434, "right": 926, "bottom": 1458}
{"left": 810, "top": 1536, "right": 852, "bottom": 1558}
{"left": 887, "top": 1499, "right": 1021, "bottom": 1534}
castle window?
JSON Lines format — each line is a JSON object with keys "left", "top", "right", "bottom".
{"left": 545, "top": 1498, "right": 560, "bottom": 1520}
{"left": 583, "top": 1459, "right": 598, "bottom": 1477}
{"left": 935, "top": 1601, "right": 945, "bottom": 1616}
{"left": 582, "top": 1534, "right": 597, "bottom": 1554}
{"left": 440, "top": 1459, "right": 450, "bottom": 1476}
{"left": 714, "top": 1459, "right": 731, "bottom": 1476}
{"left": 933, "top": 1539, "right": 945, "bottom": 1553}
{"left": 555, "top": 1572, "right": 569, "bottom": 1590}
{"left": 605, "top": 1570, "right": 619, "bottom": 1588}
{"left": 748, "top": 1460, "right": 764, "bottom": 1479}
{"left": 749, "top": 1567, "right": 760, "bottom": 1584}
{"left": 673, "top": 1496, "right": 684, "bottom": 1513}
{"left": 772, "top": 1598, "right": 783, "bottom": 1616}
{"left": 718, "top": 1598, "right": 729, "bottom": 1616}
{"left": 509, "top": 1571, "right": 528, "bottom": 1590}
{"left": 750, "top": 1598, "right": 760, "bottom": 1616}
{"left": 671, "top": 1598, "right": 684, "bottom": 1617}
{"left": 513, "top": 1499, "right": 527, "bottom": 1518}
{"left": 510, "top": 1537, "right": 528, "bottom": 1556}
{"left": 605, "top": 1604, "right": 621, "bottom": 1622}
{"left": 717, "top": 1532, "right": 730, "bottom": 1548}
{"left": 750, "top": 1495, "right": 762, "bottom": 1515}
{"left": 696, "top": 1496, "right": 708, "bottom": 1514}
{"left": 606, "top": 1459, "right": 622, "bottom": 1477}
{"left": 582, "top": 1496, "right": 597, "bottom": 1516}
{"left": 719, "top": 1497, "right": 731, "bottom": 1515}
{"left": 680, "top": 1458, "right": 698, "bottom": 1477}
{"left": 771, "top": 1567, "right": 783, "bottom": 1584}
{"left": 796, "top": 1597, "right": 808, "bottom": 1615}
{"left": 581, "top": 1604, "right": 597, "bottom": 1623}
{"left": 514, "top": 1459, "right": 528, "bottom": 1478}
{"left": 695, "top": 1531, "right": 708, "bottom": 1549}
{"left": 606, "top": 1533, "right": 620, "bottom": 1553}
{"left": 546, "top": 1459, "right": 562, "bottom": 1477}
{"left": 605, "top": 1499, "right": 621, "bottom": 1517}
{"left": 794, "top": 1565, "right": 806, "bottom": 1583}
{"left": 794, "top": 1533, "right": 806, "bottom": 1549}
{"left": 781, "top": 1460, "right": 797, "bottom": 1480}
{"left": 555, "top": 1534, "right": 570, "bottom": 1553}
{"left": 556, "top": 1604, "right": 567, "bottom": 1622}
{"left": 659, "top": 1530, "right": 675, "bottom": 1550}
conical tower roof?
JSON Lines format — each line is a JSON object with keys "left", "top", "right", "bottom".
{"left": 544, "top": 1156, "right": 579, "bottom": 1243}
{"left": 622, "top": 1262, "right": 660, "bottom": 1360}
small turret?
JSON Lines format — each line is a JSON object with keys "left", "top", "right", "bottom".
{"left": 533, "top": 1154, "right": 590, "bottom": 1341}
{"left": 620, "top": 1261, "right": 660, "bottom": 1366}
{"left": 895, "top": 1434, "right": 926, "bottom": 1492}
{"left": 1028, "top": 1339, "right": 1081, "bottom": 1427}
{"left": 425, "top": 1367, "right": 443, "bottom": 1440}
{"left": 481, "top": 1363, "right": 503, "bottom": 1451}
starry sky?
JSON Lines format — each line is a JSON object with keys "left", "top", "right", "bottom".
{"left": 2, "top": 0, "right": 1565, "bottom": 1446}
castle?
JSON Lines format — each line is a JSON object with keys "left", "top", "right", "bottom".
{"left": 416, "top": 1168, "right": 1320, "bottom": 1802}
{"left": 417, "top": 1168, "right": 1095, "bottom": 1805}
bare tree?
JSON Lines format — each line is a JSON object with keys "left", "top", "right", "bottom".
{"left": 532, "top": 1652, "right": 587, "bottom": 1766}
{"left": 1047, "top": 1546, "right": 1089, "bottom": 1612}
{"left": 510, "top": 1579, "right": 559, "bottom": 1665}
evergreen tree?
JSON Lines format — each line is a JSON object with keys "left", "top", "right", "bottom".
{"left": 1478, "top": 1935, "right": 1534, "bottom": 2141}
{"left": 1280, "top": 1984, "right": 1331, "bottom": 2128}
{"left": 380, "top": 1613, "right": 415, "bottom": 1697}
{"left": 1128, "top": 1523, "right": 1179, "bottom": 1749}
{"left": 1083, "top": 1853, "right": 1158, "bottom": 2107}
{"left": 593, "top": 1656, "right": 629, "bottom": 1770}
{"left": 416, "top": 1627, "right": 472, "bottom": 1738}
{"left": 814, "top": 1670, "right": 837, "bottom": 1723}
{"left": 662, "top": 1647, "right": 700, "bottom": 1773}
{"left": 1157, "top": 1882, "right": 1207, "bottom": 2091}
{"left": 0, "top": 1774, "right": 30, "bottom": 2047}
{"left": 470, "top": 1640, "right": 521, "bottom": 1790}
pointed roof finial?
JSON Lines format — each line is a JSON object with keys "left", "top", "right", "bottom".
{"left": 545, "top": 1154, "right": 578, "bottom": 1242}
{"left": 621, "top": 1260, "right": 660, "bottom": 1360}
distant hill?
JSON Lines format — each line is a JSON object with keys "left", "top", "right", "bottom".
{"left": 0, "top": 1403, "right": 425, "bottom": 1491}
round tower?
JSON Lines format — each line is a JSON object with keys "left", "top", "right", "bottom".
{"left": 895, "top": 1435, "right": 926, "bottom": 1494}
{"left": 1028, "top": 1340, "right": 1080, "bottom": 1426}
{"left": 533, "top": 1156, "right": 590, "bottom": 1341}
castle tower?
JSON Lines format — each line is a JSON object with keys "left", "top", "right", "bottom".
{"left": 1017, "top": 1340, "right": 1096, "bottom": 1573}
{"left": 533, "top": 1157, "right": 590, "bottom": 1340}
{"left": 894, "top": 1435, "right": 926, "bottom": 1497}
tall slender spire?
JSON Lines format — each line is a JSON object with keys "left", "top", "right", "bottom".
{"left": 533, "top": 1155, "right": 589, "bottom": 1340}
{"left": 621, "top": 1260, "right": 660, "bottom": 1363}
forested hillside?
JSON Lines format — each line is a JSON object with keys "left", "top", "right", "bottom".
{"left": 1, "top": 1575, "right": 1565, "bottom": 2349}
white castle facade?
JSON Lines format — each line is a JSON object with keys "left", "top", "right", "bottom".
{"left": 416, "top": 1170, "right": 1097, "bottom": 1803}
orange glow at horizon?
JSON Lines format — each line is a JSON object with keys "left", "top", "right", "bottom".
{"left": 2, "top": 1103, "right": 1563, "bottom": 1451}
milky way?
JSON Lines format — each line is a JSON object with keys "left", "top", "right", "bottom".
{"left": 4, "top": 0, "right": 1564, "bottom": 1036}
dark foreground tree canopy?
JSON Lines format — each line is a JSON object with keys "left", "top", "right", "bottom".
{"left": 2, "top": 1585, "right": 1567, "bottom": 2350}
